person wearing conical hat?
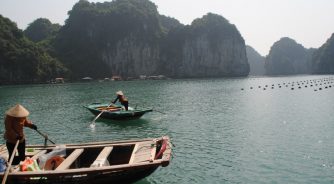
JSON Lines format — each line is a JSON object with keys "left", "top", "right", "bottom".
{"left": 112, "top": 91, "right": 129, "bottom": 110}
{"left": 3, "top": 104, "right": 38, "bottom": 165}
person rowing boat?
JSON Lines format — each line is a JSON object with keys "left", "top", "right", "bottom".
{"left": 3, "top": 104, "right": 37, "bottom": 165}
{"left": 112, "top": 91, "right": 129, "bottom": 111}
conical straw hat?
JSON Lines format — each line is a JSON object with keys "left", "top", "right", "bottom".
{"left": 116, "top": 91, "right": 124, "bottom": 96}
{"left": 5, "top": 104, "right": 30, "bottom": 118}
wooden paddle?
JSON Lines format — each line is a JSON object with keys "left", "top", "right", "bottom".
{"left": 1, "top": 140, "right": 19, "bottom": 184}
{"left": 35, "top": 129, "right": 55, "bottom": 145}
{"left": 90, "top": 103, "right": 114, "bottom": 128}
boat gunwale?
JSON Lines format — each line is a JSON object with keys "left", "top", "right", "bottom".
{"left": 1, "top": 159, "right": 169, "bottom": 177}
{"left": 25, "top": 137, "right": 158, "bottom": 148}
{"left": 84, "top": 104, "right": 153, "bottom": 113}
{"left": 0, "top": 136, "right": 171, "bottom": 177}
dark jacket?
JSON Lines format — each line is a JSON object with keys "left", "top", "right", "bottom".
{"left": 4, "top": 115, "right": 34, "bottom": 143}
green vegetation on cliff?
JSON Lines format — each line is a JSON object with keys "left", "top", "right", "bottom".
{"left": 24, "top": 18, "right": 61, "bottom": 43}
{"left": 265, "top": 37, "right": 313, "bottom": 75}
{"left": 159, "top": 15, "right": 183, "bottom": 33}
{"left": 190, "top": 13, "right": 244, "bottom": 50}
{"left": 0, "top": 15, "right": 67, "bottom": 84}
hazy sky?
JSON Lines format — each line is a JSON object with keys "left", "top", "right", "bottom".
{"left": 1, "top": 0, "right": 334, "bottom": 56}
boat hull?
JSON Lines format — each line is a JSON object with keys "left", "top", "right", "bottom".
{"left": 0, "top": 137, "right": 171, "bottom": 184}
{"left": 5, "top": 165, "right": 158, "bottom": 184}
{"left": 85, "top": 103, "right": 153, "bottom": 120}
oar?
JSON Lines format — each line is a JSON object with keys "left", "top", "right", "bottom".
{"left": 35, "top": 129, "right": 55, "bottom": 144}
{"left": 90, "top": 103, "right": 114, "bottom": 128}
{"left": 1, "top": 140, "right": 19, "bottom": 184}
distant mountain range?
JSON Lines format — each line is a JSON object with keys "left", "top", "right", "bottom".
{"left": 246, "top": 46, "right": 265, "bottom": 76}
{"left": 247, "top": 36, "right": 334, "bottom": 76}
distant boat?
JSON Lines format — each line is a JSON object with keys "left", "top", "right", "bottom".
{"left": 0, "top": 136, "right": 171, "bottom": 184}
{"left": 54, "top": 78, "right": 65, "bottom": 83}
{"left": 84, "top": 103, "right": 153, "bottom": 120}
{"left": 111, "top": 76, "right": 122, "bottom": 81}
{"left": 48, "top": 78, "right": 65, "bottom": 84}
{"left": 81, "top": 77, "right": 93, "bottom": 82}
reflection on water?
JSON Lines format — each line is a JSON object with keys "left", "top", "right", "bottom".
{"left": 0, "top": 75, "right": 334, "bottom": 183}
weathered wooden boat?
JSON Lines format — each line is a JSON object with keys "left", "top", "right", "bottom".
{"left": 84, "top": 103, "right": 153, "bottom": 120}
{"left": 0, "top": 136, "right": 171, "bottom": 184}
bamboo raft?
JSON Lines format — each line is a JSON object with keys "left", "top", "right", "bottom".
{"left": 0, "top": 136, "right": 171, "bottom": 184}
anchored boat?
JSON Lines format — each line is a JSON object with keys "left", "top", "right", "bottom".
{"left": 84, "top": 103, "right": 153, "bottom": 120}
{"left": 0, "top": 136, "right": 171, "bottom": 184}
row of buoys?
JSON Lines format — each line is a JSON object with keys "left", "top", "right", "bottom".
{"left": 242, "top": 76, "right": 334, "bottom": 92}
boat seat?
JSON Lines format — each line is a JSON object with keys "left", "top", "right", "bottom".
{"left": 55, "top": 149, "right": 84, "bottom": 170}
{"left": 90, "top": 146, "right": 113, "bottom": 167}
{"left": 129, "top": 141, "right": 155, "bottom": 164}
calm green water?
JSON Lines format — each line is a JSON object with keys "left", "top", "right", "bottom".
{"left": 1, "top": 75, "right": 334, "bottom": 183}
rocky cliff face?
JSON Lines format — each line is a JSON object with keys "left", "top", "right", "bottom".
{"left": 265, "top": 37, "right": 313, "bottom": 75}
{"left": 162, "top": 13, "right": 249, "bottom": 77}
{"left": 54, "top": 0, "right": 163, "bottom": 78}
{"left": 101, "top": 36, "right": 160, "bottom": 77}
{"left": 312, "top": 33, "right": 334, "bottom": 74}
{"left": 54, "top": 1, "right": 249, "bottom": 79}
{"left": 180, "top": 35, "right": 248, "bottom": 77}
{"left": 246, "top": 46, "right": 265, "bottom": 76}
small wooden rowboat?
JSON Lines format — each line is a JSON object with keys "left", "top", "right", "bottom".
{"left": 84, "top": 103, "right": 153, "bottom": 120}
{"left": 0, "top": 136, "right": 171, "bottom": 184}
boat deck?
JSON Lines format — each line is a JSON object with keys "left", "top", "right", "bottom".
{"left": 130, "top": 140, "right": 156, "bottom": 164}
